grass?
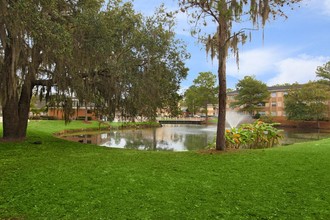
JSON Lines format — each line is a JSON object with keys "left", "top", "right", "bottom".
{"left": 0, "top": 120, "right": 330, "bottom": 219}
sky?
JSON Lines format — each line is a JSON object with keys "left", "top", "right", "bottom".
{"left": 128, "top": 0, "right": 330, "bottom": 91}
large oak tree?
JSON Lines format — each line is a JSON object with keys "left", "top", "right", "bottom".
{"left": 0, "top": 1, "right": 189, "bottom": 140}
{"left": 70, "top": 3, "right": 189, "bottom": 122}
{"left": 0, "top": 0, "right": 87, "bottom": 139}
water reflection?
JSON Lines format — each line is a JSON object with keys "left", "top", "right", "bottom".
{"left": 60, "top": 125, "right": 330, "bottom": 151}
{"left": 61, "top": 124, "right": 216, "bottom": 151}
{"left": 280, "top": 128, "right": 330, "bottom": 145}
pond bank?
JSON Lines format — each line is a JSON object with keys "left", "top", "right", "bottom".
{"left": 54, "top": 121, "right": 160, "bottom": 136}
{"left": 273, "top": 118, "right": 330, "bottom": 129}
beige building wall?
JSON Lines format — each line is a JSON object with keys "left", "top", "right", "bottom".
{"left": 226, "top": 86, "right": 293, "bottom": 119}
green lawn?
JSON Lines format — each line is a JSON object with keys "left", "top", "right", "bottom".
{"left": 0, "top": 120, "right": 329, "bottom": 219}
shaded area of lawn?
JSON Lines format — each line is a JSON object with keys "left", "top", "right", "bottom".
{"left": 0, "top": 121, "right": 329, "bottom": 219}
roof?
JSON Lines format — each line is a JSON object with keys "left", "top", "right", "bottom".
{"left": 227, "top": 84, "right": 303, "bottom": 95}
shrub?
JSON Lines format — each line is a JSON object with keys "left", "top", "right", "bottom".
{"left": 207, "top": 120, "right": 282, "bottom": 149}
{"left": 40, "top": 115, "right": 57, "bottom": 120}
{"left": 30, "top": 116, "right": 41, "bottom": 120}
{"left": 224, "top": 120, "right": 282, "bottom": 149}
{"left": 259, "top": 115, "right": 274, "bottom": 123}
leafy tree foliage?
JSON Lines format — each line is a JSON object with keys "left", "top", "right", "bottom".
{"left": 0, "top": 0, "right": 82, "bottom": 139}
{"left": 284, "top": 82, "right": 330, "bottom": 123}
{"left": 271, "top": 83, "right": 294, "bottom": 87}
{"left": 316, "top": 61, "right": 330, "bottom": 87}
{"left": 184, "top": 85, "right": 199, "bottom": 115}
{"left": 178, "top": 0, "right": 302, "bottom": 150}
{"left": 184, "top": 72, "right": 217, "bottom": 119}
{"left": 225, "top": 120, "right": 281, "bottom": 149}
{"left": 0, "top": 1, "right": 188, "bottom": 140}
{"left": 230, "top": 76, "right": 270, "bottom": 116}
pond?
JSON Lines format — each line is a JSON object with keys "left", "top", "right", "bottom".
{"left": 280, "top": 127, "right": 330, "bottom": 145}
{"left": 60, "top": 124, "right": 330, "bottom": 151}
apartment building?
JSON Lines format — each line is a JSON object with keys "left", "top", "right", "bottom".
{"left": 47, "top": 98, "right": 97, "bottom": 120}
{"left": 226, "top": 85, "right": 291, "bottom": 119}
{"left": 226, "top": 85, "right": 330, "bottom": 120}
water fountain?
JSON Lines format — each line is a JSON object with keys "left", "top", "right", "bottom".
{"left": 226, "top": 111, "right": 251, "bottom": 128}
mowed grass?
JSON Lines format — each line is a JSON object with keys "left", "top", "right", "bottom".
{"left": 0, "top": 121, "right": 329, "bottom": 219}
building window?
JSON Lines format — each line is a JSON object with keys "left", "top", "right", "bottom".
{"left": 271, "top": 102, "right": 277, "bottom": 107}
{"left": 271, "top": 92, "right": 277, "bottom": 98}
{"left": 271, "top": 112, "right": 277, "bottom": 116}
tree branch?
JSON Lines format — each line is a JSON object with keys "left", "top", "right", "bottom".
{"left": 34, "top": 79, "right": 53, "bottom": 87}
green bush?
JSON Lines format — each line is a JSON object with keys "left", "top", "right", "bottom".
{"left": 40, "top": 115, "right": 57, "bottom": 120}
{"left": 259, "top": 115, "right": 274, "bottom": 123}
{"left": 224, "top": 120, "right": 282, "bottom": 149}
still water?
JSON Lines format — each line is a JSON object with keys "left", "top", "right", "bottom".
{"left": 60, "top": 124, "right": 330, "bottom": 151}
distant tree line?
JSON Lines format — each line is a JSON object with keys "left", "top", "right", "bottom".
{"left": 185, "top": 60, "right": 330, "bottom": 125}
{"left": 284, "top": 61, "right": 330, "bottom": 123}
{"left": 230, "top": 65, "right": 330, "bottom": 123}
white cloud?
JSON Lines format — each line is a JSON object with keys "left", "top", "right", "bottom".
{"left": 305, "top": 0, "right": 330, "bottom": 16}
{"left": 227, "top": 47, "right": 284, "bottom": 78}
{"left": 267, "top": 55, "right": 329, "bottom": 86}
{"left": 225, "top": 46, "right": 329, "bottom": 86}
{"left": 325, "top": 0, "right": 330, "bottom": 15}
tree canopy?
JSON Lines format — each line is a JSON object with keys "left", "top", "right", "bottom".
{"left": 0, "top": 0, "right": 189, "bottom": 139}
{"left": 316, "top": 61, "right": 330, "bottom": 88}
{"left": 230, "top": 76, "right": 270, "bottom": 116}
{"left": 284, "top": 82, "right": 330, "bottom": 122}
{"left": 69, "top": 4, "right": 189, "bottom": 122}
{"left": 184, "top": 71, "right": 218, "bottom": 118}
{"left": 1, "top": 0, "right": 81, "bottom": 139}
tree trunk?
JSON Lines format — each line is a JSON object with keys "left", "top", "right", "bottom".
{"left": 2, "top": 98, "right": 20, "bottom": 140}
{"left": 2, "top": 80, "right": 33, "bottom": 140}
{"left": 215, "top": 12, "right": 228, "bottom": 151}
{"left": 17, "top": 80, "right": 33, "bottom": 138}
{"left": 216, "top": 52, "right": 227, "bottom": 151}
{"left": 1, "top": 39, "right": 34, "bottom": 140}
{"left": 205, "top": 103, "right": 209, "bottom": 124}
{"left": 1, "top": 41, "right": 21, "bottom": 140}
{"left": 85, "top": 101, "right": 88, "bottom": 122}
